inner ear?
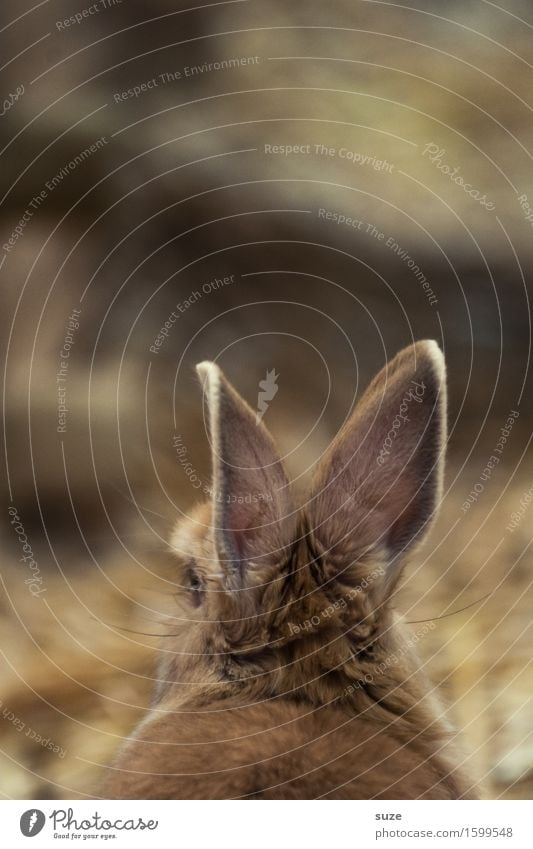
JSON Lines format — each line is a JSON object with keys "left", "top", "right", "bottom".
{"left": 307, "top": 341, "right": 447, "bottom": 581}
{"left": 196, "top": 362, "right": 295, "bottom": 587}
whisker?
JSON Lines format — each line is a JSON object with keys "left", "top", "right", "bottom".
{"left": 88, "top": 615, "right": 182, "bottom": 638}
{"left": 405, "top": 590, "right": 493, "bottom": 624}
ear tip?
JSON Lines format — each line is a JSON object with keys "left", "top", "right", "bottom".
{"left": 415, "top": 339, "right": 446, "bottom": 379}
{"left": 418, "top": 338, "right": 442, "bottom": 355}
{"left": 196, "top": 360, "right": 219, "bottom": 385}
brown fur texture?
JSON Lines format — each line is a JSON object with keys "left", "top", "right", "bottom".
{"left": 104, "top": 341, "right": 477, "bottom": 799}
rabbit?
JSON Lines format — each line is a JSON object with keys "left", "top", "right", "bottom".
{"left": 104, "top": 340, "right": 477, "bottom": 799}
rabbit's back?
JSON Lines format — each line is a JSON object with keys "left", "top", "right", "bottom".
{"left": 105, "top": 699, "right": 471, "bottom": 800}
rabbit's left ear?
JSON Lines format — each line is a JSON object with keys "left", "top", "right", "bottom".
{"left": 196, "top": 362, "right": 295, "bottom": 587}
{"left": 307, "top": 341, "right": 447, "bottom": 587}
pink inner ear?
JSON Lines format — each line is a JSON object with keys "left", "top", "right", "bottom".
{"left": 308, "top": 341, "right": 446, "bottom": 568}
{"left": 217, "top": 478, "right": 293, "bottom": 571}
{"left": 225, "top": 516, "right": 269, "bottom": 567}
{"left": 199, "top": 361, "right": 295, "bottom": 580}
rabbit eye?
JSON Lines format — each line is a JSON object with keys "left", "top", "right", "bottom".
{"left": 184, "top": 561, "right": 204, "bottom": 607}
{"left": 189, "top": 571, "right": 202, "bottom": 591}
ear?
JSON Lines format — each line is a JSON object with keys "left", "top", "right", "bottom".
{"left": 196, "top": 361, "right": 295, "bottom": 587}
{"left": 308, "top": 341, "right": 447, "bottom": 586}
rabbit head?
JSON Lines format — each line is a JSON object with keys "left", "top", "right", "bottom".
{"left": 155, "top": 340, "right": 446, "bottom": 705}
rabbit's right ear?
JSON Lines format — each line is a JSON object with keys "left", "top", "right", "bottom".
{"left": 307, "top": 341, "right": 447, "bottom": 592}
{"left": 196, "top": 362, "right": 295, "bottom": 588}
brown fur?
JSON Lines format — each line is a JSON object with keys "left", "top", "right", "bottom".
{"left": 103, "top": 341, "right": 477, "bottom": 799}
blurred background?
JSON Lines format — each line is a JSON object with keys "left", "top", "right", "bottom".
{"left": 0, "top": 0, "right": 532, "bottom": 799}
